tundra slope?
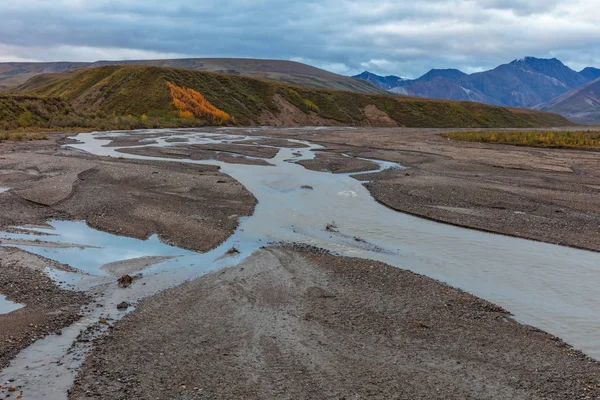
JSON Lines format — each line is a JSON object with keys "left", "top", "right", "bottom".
{"left": 12, "top": 65, "right": 573, "bottom": 129}
{"left": 536, "top": 78, "right": 600, "bottom": 123}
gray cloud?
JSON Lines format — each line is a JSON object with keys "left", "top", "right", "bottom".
{"left": 476, "top": 0, "right": 563, "bottom": 15}
{"left": 0, "top": 0, "right": 598, "bottom": 78}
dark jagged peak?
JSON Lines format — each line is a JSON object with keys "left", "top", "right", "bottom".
{"left": 353, "top": 71, "right": 382, "bottom": 80}
{"left": 352, "top": 71, "right": 406, "bottom": 90}
{"left": 510, "top": 57, "right": 567, "bottom": 72}
{"left": 511, "top": 56, "right": 559, "bottom": 65}
{"left": 417, "top": 68, "right": 467, "bottom": 82}
{"left": 508, "top": 56, "right": 587, "bottom": 89}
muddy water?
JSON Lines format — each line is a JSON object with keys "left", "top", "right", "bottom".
{"left": 1, "top": 127, "right": 600, "bottom": 398}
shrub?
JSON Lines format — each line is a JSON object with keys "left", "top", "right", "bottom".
{"left": 444, "top": 130, "right": 600, "bottom": 149}
{"left": 303, "top": 99, "right": 320, "bottom": 113}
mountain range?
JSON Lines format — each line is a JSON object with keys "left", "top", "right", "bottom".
{"left": 354, "top": 57, "right": 600, "bottom": 123}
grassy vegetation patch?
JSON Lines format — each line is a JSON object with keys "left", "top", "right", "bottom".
{"left": 0, "top": 93, "right": 209, "bottom": 132}
{"left": 444, "top": 130, "right": 600, "bottom": 149}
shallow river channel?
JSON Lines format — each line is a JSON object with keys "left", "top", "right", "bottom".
{"left": 1, "top": 127, "right": 599, "bottom": 398}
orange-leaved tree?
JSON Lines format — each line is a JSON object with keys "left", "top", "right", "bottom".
{"left": 166, "top": 82, "right": 232, "bottom": 124}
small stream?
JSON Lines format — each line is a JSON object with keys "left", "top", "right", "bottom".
{"left": 1, "top": 127, "right": 599, "bottom": 398}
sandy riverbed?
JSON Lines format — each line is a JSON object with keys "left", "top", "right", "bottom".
{"left": 1, "top": 128, "right": 600, "bottom": 399}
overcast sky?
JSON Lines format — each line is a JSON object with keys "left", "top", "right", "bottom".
{"left": 1, "top": 0, "right": 598, "bottom": 78}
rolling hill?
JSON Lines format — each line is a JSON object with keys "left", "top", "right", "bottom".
{"left": 0, "top": 58, "right": 385, "bottom": 94}
{"left": 7, "top": 65, "right": 573, "bottom": 130}
{"left": 536, "top": 78, "right": 600, "bottom": 123}
{"left": 0, "top": 62, "right": 88, "bottom": 91}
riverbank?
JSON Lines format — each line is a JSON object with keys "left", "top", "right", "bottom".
{"left": 69, "top": 247, "right": 600, "bottom": 399}
{"left": 8, "top": 127, "right": 600, "bottom": 253}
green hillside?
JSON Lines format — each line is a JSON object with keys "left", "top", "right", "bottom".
{"left": 0, "top": 94, "right": 84, "bottom": 131}
{"left": 14, "top": 65, "right": 572, "bottom": 129}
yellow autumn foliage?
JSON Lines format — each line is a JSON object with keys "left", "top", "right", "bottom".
{"left": 166, "top": 82, "right": 231, "bottom": 124}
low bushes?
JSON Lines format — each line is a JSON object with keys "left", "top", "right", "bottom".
{"left": 444, "top": 130, "right": 600, "bottom": 148}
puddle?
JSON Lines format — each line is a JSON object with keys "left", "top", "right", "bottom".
{"left": 2, "top": 127, "right": 600, "bottom": 398}
{"left": 0, "top": 221, "right": 196, "bottom": 276}
{"left": 0, "top": 187, "right": 10, "bottom": 194}
{"left": 0, "top": 295, "right": 23, "bottom": 315}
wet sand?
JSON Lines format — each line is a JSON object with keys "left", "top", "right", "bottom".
{"left": 100, "top": 255, "right": 177, "bottom": 276}
{"left": 69, "top": 247, "right": 600, "bottom": 400}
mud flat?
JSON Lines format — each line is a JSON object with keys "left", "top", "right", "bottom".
{"left": 118, "top": 144, "right": 275, "bottom": 166}
{"left": 69, "top": 247, "right": 600, "bottom": 400}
